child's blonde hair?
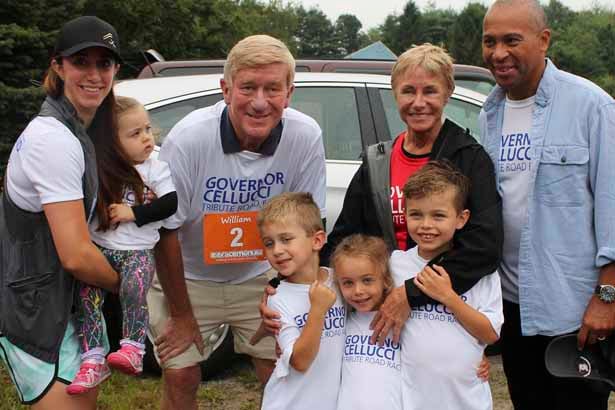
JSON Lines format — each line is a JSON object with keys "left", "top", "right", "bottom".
{"left": 330, "top": 234, "right": 394, "bottom": 295}
{"left": 403, "top": 160, "right": 470, "bottom": 212}
{"left": 115, "top": 96, "right": 161, "bottom": 144}
{"left": 391, "top": 43, "right": 455, "bottom": 97}
{"left": 257, "top": 192, "right": 323, "bottom": 236}
{"left": 115, "top": 95, "right": 143, "bottom": 115}
{"left": 224, "top": 34, "right": 295, "bottom": 88}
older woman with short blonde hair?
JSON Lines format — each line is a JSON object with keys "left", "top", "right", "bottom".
{"left": 323, "top": 42, "right": 502, "bottom": 342}
{"left": 391, "top": 43, "right": 455, "bottom": 96}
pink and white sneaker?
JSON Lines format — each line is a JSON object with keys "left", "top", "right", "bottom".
{"left": 107, "top": 344, "right": 144, "bottom": 375}
{"left": 66, "top": 362, "right": 111, "bottom": 395}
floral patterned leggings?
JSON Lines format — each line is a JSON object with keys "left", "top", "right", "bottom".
{"left": 76, "top": 248, "right": 155, "bottom": 352}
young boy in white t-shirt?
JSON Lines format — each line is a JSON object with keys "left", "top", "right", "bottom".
{"left": 258, "top": 192, "right": 345, "bottom": 410}
{"left": 390, "top": 161, "right": 503, "bottom": 410}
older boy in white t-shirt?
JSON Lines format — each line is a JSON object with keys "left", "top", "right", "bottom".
{"left": 257, "top": 192, "right": 345, "bottom": 410}
{"left": 390, "top": 161, "right": 503, "bottom": 410}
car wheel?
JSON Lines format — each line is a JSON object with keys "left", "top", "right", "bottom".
{"left": 199, "top": 324, "right": 237, "bottom": 380}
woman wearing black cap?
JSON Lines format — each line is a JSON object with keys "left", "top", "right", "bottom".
{"left": 0, "top": 16, "right": 123, "bottom": 408}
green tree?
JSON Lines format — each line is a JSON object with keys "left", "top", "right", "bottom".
{"left": 295, "top": 6, "right": 337, "bottom": 57}
{"left": 595, "top": 74, "right": 615, "bottom": 97}
{"left": 0, "top": 0, "right": 84, "bottom": 179}
{"left": 208, "top": 0, "right": 300, "bottom": 56}
{"left": 0, "top": 0, "right": 82, "bottom": 31}
{"left": 544, "top": 0, "right": 575, "bottom": 31}
{"left": 81, "top": 0, "right": 237, "bottom": 73}
{"left": 334, "top": 14, "right": 367, "bottom": 55}
{"left": 420, "top": 6, "right": 456, "bottom": 47}
{"left": 380, "top": 14, "right": 402, "bottom": 54}
{"left": 380, "top": 0, "right": 423, "bottom": 55}
{"left": 448, "top": 2, "right": 486, "bottom": 66}
{"left": 397, "top": 0, "right": 423, "bottom": 50}
{"left": 549, "top": 10, "right": 609, "bottom": 79}
{"left": 366, "top": 26, "right": 383, "bottom": 43}
{"left": 380, "top": 1, "right": 424, "bottom": 54}
{"left": 255, "top": 1, "right": 301, "bottom": 53}
{"left": 597, "top": 23, "right": 615, "bottom": 75}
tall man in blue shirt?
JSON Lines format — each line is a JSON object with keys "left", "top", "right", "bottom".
{"left": 480, "top": 0, "right": 615, "bottom": 408}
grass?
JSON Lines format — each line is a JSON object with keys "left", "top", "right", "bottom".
{"left": 0, "top": 356, "right": 262, "bottom": 410}
{"left": 1, "top": 356, "right": 613, "bottom": 409}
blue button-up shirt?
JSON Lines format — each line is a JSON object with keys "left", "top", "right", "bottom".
{"left": 480, "top": 59, "right": 615, "bottom": 336}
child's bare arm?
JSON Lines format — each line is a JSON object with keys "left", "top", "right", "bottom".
{"left": 109, "top": 203, "right": 136, "bottom": 225}
{"left": 290, "top": 281, "right": 336, "bottom": 372}
{"left": 414, "top": 265, "right": 499, "bottom": 345}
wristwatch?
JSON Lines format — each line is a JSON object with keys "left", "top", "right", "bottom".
{"left": 595, "top": 284, "right": 615, "bottom": 303}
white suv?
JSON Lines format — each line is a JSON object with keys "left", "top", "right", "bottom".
{"left": 115, "top": 72, "right": 486, "bottom": 231}
{"left": 112, "top": 72, "right": 486, "bottom": 377}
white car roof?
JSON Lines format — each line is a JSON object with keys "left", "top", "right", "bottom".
{"left": 115, "top": 72, "right": 485, "bottom": 107}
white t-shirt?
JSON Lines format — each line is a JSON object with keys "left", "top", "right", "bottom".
{"left": 6, "top": 116, "right": 85, "bottom": 211}
{"left": 160, "top": 100, "right": 327, "bottom": 284}
{"left": 89, "top": 158, "right": 176, "bottom": 250}
{"left": 337, "top": 311, "right": 402, "bottom": 410}
{"left": 498, "top": 96, "right": 534, "bottom": 303}
{"left": 390, "top": 247, "right": 503, "bottom": 410}
{"left": 262, "top": 271, "right": 345, "bottom": 410}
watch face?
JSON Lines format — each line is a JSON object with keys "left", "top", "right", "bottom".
{"left": 600, "top": 285, "right": 615, "bottom": 303}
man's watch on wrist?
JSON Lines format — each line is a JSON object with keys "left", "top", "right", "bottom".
{"left": 595, "top": 284, "right": 615, "bottom": 303}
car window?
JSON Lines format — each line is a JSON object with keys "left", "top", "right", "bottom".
{"left": 455, "top": 79, "right": 494, "bottom": 96}
{"left": 444, "top": 97, "right": 482, "bottom": 141}
{"left": 379, "top": 89, "right": 405, "bottom": 140}
{"left": 147, "top": 87, "right": 364, "bottom": 161}
{"left": 149, "top": 94, "right": 223, "bottom": 142}
{"left": 291, "top": 87, "right": 362, "bottom": 161}
{"left": 378, "top": 88, "right": 482, "bottom": 142}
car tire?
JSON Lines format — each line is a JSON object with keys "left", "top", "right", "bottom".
{"left": 199, "top": 325, "right": 236, "bottom": 380}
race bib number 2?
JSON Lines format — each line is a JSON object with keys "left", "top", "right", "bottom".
{"left": 203, "top": 211, "right": 266, "bottom": 264}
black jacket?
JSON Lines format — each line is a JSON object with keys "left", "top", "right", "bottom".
{"left": 321, "top": 119, "right": 503, "bottom": 307}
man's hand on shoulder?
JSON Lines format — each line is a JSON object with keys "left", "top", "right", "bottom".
{"left": 370, "top": 285, "right": 410, "bottom": 345}
{"left": 155, "top": 314, "right": 204, "bottom": 363}
{"left": 258, "top": 283, "right": 281, "bottom": 337}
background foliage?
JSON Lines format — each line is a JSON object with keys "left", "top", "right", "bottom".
{"left": 1, "top": 0, "right": 614, "bottom": 179}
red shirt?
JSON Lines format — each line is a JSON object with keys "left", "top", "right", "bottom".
{"left": 389, "top": 132, "right": 430, "bottom": 250}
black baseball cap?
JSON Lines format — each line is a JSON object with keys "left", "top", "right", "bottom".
{"left": 53, "top": 16, "right": 121, "bottom": 61}
{"left": 545, "top": 334, "right": 615, "bottom": 391}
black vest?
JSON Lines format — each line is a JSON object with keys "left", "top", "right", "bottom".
{"left": 0, "top": 95, "right": 98, "bottom": 363}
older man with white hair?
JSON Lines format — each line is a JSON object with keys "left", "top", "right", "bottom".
{"left": 147, "top": 34, "right": 326, "bottom": 410}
